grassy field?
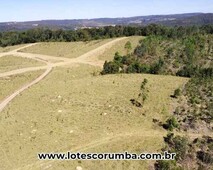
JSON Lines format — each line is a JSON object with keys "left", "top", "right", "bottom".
{"left": 20, "top": 39, "right": 115, "bottom": 59}
{"left": 0, "top": 63, "right": 188, "bottom": 170}
{"left": 0, "top": 70, "right": 44, "bottom": 102}
{"left": 98, "top": 36, "right": 144, "bottom": 61}
{"left": 0, "top": 44, "right": 26, "bottom": 53}
{"left": 0, "top": 55, "right": 45, "bottom": 73}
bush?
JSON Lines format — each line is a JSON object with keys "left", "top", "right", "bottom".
{"left": 172, "top": 136, "right": 189, "bottom": 161}
{"left": 173, "top": 88, "right": 181, "bottom": 98}
{"left": 197, "top": 151, "right": 213, "bottom": 164}
{"left": 163, "top": 117, "right": 179, "bottom": 131}
{"left": 150, "top": 58, "right": 164, "bottom": 74}
{"left": 101, "top": 61, "right": 119, "bottom": 74}
{"left": 155, "top": 160, "right": 177, "bottom": 170}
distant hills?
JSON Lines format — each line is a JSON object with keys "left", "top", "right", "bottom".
{"left": 0, "top": 13, "right": 213, "bottom": 31}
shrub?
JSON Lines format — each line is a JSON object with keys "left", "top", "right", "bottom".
{"left": 163, "top": 117, "right": 179, "bottom": 131}
{"left": 172, "top": 136, "right": 189, "bottom": 161}
{"left": 124, "top": 41, "right": 132, "bottom": 54}
{"left": 197, "top": 151, "right": 213, "bottom": 164}
{"left": 150, "top": 58, "right": 164, "bottom": 74}
{"left": 101, "top": 61, "right": 119, "bottom": 74}
{"left": 173, "top": 88, "right": 181, "bottom": 98}
{"left": 155, "top": 160, "right": 177, "bottom": 170}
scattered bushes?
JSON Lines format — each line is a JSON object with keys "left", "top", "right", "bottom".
{"left": 102, "top": 33, "right": 213, "bottom": 78}
{"left": 156, "top": 134, "right": 213, "bottom": 170}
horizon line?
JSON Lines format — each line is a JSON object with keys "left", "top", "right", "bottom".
{"left": 1, "top": 12, "right": 211, "bottom": 23}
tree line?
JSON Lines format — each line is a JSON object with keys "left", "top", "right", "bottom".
{"left": 0, "top": 24, "right": 213, "bottom": 47}
{"left": 102, "top": 32, "right": 213, "bottom": 78}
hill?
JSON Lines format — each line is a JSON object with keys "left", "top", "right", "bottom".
{"left": 0, "top": 13, "right": 213, "bottom": 31}
{"left": 0, "top": 34, "right": 212, "bottom": 169}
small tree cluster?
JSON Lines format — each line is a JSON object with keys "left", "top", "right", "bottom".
{"left": 130, "top": 79, "right": 148, "bottom": 108}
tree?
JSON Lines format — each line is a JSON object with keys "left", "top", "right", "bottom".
{"left": 101, "top": 61, "right": 119, "bottom": 74}
{"left": 124, "top": 41, "right": 132, "bottom": 55}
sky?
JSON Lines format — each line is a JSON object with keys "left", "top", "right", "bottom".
{"left": 0, "top": 0, "right": 212, "bottom": 22}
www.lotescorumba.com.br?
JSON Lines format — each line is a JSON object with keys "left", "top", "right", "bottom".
{"left": 38, "top": 151, "right": 176, "bottom": 161}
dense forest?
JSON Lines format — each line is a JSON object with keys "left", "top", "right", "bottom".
{"left": 0, "top": 24, "right": 213, "bottom": 47}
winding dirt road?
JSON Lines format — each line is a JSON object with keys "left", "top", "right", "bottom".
{"left": 0, "top": 37, "right": 127, "bottom": 113}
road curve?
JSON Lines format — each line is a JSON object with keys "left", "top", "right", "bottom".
{"left": 0, "top": 37, "right": 127, "bottom": 78}
{"left": 0, "top": 67, "right": 52, "bottom": 112}
{"left": 0, "top": 37, "right": 127, "bottom": 113}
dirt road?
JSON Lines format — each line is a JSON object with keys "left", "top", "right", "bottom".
{"left": 0, "top": 37, "right": 127, "bottom": 113}
{"left": 0, "top": 37, "right": 127, "bottom": 78}
{"left": 0, "top": 67, "right": 52, "bottom": 112}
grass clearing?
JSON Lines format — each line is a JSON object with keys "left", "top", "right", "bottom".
{"left": 20, "top": 39, "right": 115, "bottom": 59}
{"left": 0, "top": 64, "right": 188, "bottom": 170}
{"left": 0, "top": 44, "right": 26, "bottom": 53}
{"left": 99, "top": 36, "right": 144, "bottom": 61}
{"left": 0, "top": 70, "right": 44, "bottom": 102}
{"left": 0, "top": 55, "right": 45, "bottom": 73}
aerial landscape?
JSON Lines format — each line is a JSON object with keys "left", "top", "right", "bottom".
{"left": 0, "top": 0, "right": 212, "bottom": 170}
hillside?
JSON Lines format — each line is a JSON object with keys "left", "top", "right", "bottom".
{"left": 0, "top": 33, "right": 212, "bottom": 169}
{"left": 0, "top": 37, "right": 189, "bottom": 170}
{"left": 101, "top": 30, "right": 213, "bottom": 169}
{"left": 0, "top": 13, "right": 213, "bottom": 31}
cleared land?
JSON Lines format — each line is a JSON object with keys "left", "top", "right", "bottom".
{"left": 0, "top": 44, "right": 26, "bottom": 53}
{"left": 99, "top": 36, "right": 144, "bottom": 61}
{"left": 0, "top": 55, "right": 45, "bottom": 73}
{"left": 0, "top": 38, "right": 191, "bottom": 170}
{"left": 20, "top": 39, "right": 115, "bottom": 59}
{"left": 0, "top": 70, "right": 44, "bottom": 102}
{"left": 0, "top": 64, "right": 188, "bottom": 170}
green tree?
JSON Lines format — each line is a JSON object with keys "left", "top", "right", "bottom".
{"left": 124, "top": 41, "right": 132, "bottom": 55}
{"left": 101, "top": 61, "right": 119, "bottom": 74}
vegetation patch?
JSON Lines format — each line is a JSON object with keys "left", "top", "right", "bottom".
{"left": 0, "top": 65, "right": 187, "bottom": 169}
{"left": 0, "top": 70, "right": 44, "bottom": 102}
{"left": 155, "top": 134, "right": 213, "bottom": 170}
{"left": 20, "top": 39, "right": 114, "bottom": 59}
{"left": 0, "top": 55, "right": 44, "bottom": 73}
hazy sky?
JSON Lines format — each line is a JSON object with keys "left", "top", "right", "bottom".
{"left": 0, "top": 0, "right": 212, "bottom": 22}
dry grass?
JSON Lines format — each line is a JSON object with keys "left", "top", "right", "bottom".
{"left": 20, "top": 39, "right": 115, "bottom": 59}
{"left": 0, "top": 70, "right": 44, "bottom": 102}
{"left": 0, "top": 64, "right": 188, "bottom": 170}
{"left": 0, "top": 44, "right": 26, "bottom": 53}
{"left": 0, "top": 55, "right": 45, "bottom": 73}
{"left": 98, "top": 36, "right": 144, "bottom": 61}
